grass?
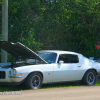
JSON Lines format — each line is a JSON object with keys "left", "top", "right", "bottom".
{"left": 0, "top": 78, "right": 100, "bottom": 92}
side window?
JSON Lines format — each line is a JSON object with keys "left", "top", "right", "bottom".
{"left": 58, "top": 54, "right": 79, "bottom": 63}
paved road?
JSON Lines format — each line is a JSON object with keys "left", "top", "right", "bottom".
{"left": 0, "top": 86, "right": 100, "bottom": 100}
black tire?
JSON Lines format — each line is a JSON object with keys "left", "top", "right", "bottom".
{"left": 25, "top": 72, "right": 43, "bottom": 89}
{"left": 82, "top": 70, "right": 97, "bottom": 86}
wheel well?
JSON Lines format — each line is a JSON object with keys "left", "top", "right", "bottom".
{"left": 82, "top": 69, "right": 97, "bottom": 79}
{"left": 26, "top": 71, "right": 43, "bottom": 79}
{"left": 86, "top": 69, "right": 97, "bottom": 74}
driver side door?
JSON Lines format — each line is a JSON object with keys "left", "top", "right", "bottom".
{"left": 53, "top": 54, "right": 82, "bottom": 82}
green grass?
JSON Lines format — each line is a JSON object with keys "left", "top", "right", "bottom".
{"left": 0, "top": 79, "right": 100, "bottom": 92}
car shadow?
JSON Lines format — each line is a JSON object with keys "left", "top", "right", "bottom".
{"left": 1, "top": 80, "right": 100, "bottom": 92}
{"left": 0, "top": 82, "right": 83, "bottom": 92}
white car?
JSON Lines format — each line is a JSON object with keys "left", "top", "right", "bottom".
{"left": 0, "top": 41, "right": 100, "bottom": 89}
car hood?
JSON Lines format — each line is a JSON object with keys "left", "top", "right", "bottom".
{"left": 0, "top": 41, "right": 48, "bottom": 64}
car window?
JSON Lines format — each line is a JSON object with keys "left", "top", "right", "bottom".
{"left": 37, "top": 52, "right": 57, "bottom": 63}
{"left": 58, "top": 54, "right": 79, "bottom": 63}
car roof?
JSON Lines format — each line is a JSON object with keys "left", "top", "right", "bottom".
{"left": 39, "top": 50, "right": 81, "bottom": 55}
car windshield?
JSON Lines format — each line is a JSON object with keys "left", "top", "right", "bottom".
{"left": 37, "top": 52, "right": 57, "bottom": 63}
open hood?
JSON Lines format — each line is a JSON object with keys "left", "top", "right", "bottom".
{"left": 0, "top": 41, "right": 48, "bottom": 63}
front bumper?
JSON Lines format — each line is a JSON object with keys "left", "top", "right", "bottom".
{"left": 0, "top": 68, "right": 28, "bottom": 84}
{"left": 8, "top": 75, "right": 22, "bottom": 78}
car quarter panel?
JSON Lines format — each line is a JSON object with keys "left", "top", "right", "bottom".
{"left": 78, "top": 55, "right": 100, "bottom": 79}
{"left": 13, "top": 64, "right": 54, "bottom": 83}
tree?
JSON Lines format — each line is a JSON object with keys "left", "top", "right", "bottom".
{"left": 0, "top": 0, "right": 99, "bottom": 58}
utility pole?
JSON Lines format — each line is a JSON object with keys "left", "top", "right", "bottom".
{"left": 1, "top": 0, "right": 8, "bottom": 62}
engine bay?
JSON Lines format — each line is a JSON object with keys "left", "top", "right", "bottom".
{"left": 0, "top": 58, "right": 46, "bottom": 68}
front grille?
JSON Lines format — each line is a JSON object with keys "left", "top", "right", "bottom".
{"left": 0, "top": 71, "right": 5, "bottom": 79}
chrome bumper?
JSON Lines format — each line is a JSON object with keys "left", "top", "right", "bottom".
{"left": 8, "top": 75, "right": 21, "bottom": 78}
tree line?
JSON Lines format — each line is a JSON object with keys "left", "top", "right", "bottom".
{"left": 0, "top": 0, "right": 100, "bottom": 57}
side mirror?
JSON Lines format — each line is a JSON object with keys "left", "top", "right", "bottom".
{"left": 59, "top": 60, "right": 64, "bottom": 64}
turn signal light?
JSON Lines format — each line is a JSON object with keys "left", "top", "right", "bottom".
{"left": 18, "top": 73, "right": 23, "bottom": 75}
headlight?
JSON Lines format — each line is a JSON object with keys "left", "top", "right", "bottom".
{"left": 12, "top": 69, "right": 17, "bottom": 75}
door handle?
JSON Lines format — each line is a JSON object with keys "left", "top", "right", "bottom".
{"left": 78, "top": 66, "right": 81, "bottom": 67}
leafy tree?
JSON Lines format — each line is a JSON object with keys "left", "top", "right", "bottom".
{"left": 1, "top": 0, "right": 100, "bottom": 58}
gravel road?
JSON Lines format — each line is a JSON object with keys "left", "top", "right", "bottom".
{"left": 0, "top": 86, "right": 100, "bottom": 100}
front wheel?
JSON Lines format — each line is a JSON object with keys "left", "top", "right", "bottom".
{"left": 25, "top": 72, "right": 43, "bottom": 89}
{"left": 82, "top": 70, "right": 97, "bottom": 85}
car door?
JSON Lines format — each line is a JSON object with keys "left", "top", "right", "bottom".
{"left": 53, "top": 54, "right": 82, "bottom": 82}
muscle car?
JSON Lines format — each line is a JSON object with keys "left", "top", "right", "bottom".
{"left": 0, "top": 41, "right": 100, "bottom": 89}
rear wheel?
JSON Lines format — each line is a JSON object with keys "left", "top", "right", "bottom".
{"left": 82, "top": 70, "right": 97, "bottom": 85}
{"left": 25, "top": 72, "right": 43, "bottom": 89}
